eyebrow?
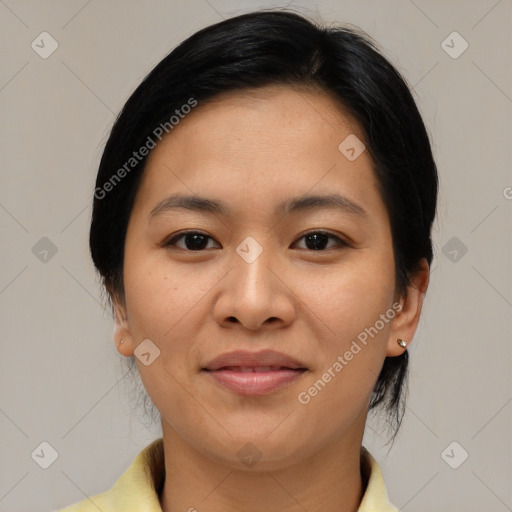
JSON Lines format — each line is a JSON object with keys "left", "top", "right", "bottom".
{"left": 149, "top": 193, "right": 367, "bottom": 219}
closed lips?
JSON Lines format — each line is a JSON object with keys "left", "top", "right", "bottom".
{"left": 202, "top": 350, "right": 308, "bottom": 372}
{"left": 202, "top": 354, "right": 308, "bottom": 396}
{"left": 215, "top": 366, "right": 305, "bottom": 372}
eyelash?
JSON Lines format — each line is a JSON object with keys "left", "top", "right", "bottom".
{"left": 161, "top": 230, "right": 351, "bottom": 252}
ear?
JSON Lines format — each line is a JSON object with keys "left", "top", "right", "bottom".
{"left": 112, "top": 297, "right": 135, "bottom": 357}
{"left": 386, "top": 258, "right": 430, "bottom": 357}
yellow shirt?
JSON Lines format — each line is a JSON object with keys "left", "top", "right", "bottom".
{"left": 57, "top": 438, "right": 398, "bottom": 511}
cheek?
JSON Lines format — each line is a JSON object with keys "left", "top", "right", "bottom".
{"left": 123, "top": 259, "right": 214, "bottom": 417}
{"left": 299, "top": 251, "right": 396, "bottom": 345}
{"left": 293, "top": 275, "right": 395, "bottom": 442}
{"left": 124, "top": 256, "right": 214, "bottom": 340}
{"left": 297, "top": 250, "right": 396, "bottom": 398}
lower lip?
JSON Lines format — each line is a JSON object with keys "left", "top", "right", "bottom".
{"left": 204, "top": 368, "right": 306, "bottom": 395}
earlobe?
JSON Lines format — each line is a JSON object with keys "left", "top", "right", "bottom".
{"left": 112, "top": 301, "right": 135, "bottom": 357}
{"left": 386, "top": 258, "right": 430, "bottom": 357}
{"left": 385, "top": 337, "right": 409, "bottom": 358}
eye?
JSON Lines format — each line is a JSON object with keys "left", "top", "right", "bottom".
{"left": 292, "top": 230, "right": 350, "bottom": 251}
{"left": 161, "top": 230, "right": 350, "bottom": 252}
{"left": 162, "top": 231, "right": 220, "bottom": 251}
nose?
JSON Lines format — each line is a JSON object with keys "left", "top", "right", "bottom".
{"left": 212, "top": 242, "right": 296, "bottom": 332}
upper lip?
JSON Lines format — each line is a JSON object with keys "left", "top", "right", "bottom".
{"left": 203, "top": 350, "right": 308, "bottom": 371}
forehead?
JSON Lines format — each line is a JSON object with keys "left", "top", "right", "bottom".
{"left": 189, "top": 84, "right": 364, "bottom": 139}
{"left": 147, "top": 85, "right": 367, "bottom": 164}
{"left": 134, "top": 84, "right": 379, "bottom": 217}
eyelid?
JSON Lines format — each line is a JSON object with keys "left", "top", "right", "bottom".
{"left": 161, "top": 230, "right": 220, "bottom": 249}
{"left": 162, "top": 229, "right": 351, "bottom": 251}
{"left": 291, "top": 229, "right": 351, "bottom": 250}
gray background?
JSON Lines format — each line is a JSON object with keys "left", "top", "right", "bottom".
{"left": 1, "top": 1, "right": 511, "bottom": 511}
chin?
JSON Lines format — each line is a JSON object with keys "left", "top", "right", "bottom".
{"left": 199, "top": 429, "right": 317, "bottom": 472}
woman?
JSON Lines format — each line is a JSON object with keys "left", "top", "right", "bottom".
{"left": 59, "top": 9, "right": 437, "bottom": 512}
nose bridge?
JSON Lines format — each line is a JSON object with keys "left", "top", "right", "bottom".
{"left": 232, "top": 236, "right": 278, "bottom": 303}
{"left": 213, "top": 235, "right": 296, "bottom": 330}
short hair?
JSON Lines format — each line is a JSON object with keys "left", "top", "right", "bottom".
{"left": 89, "top": 10, "right": 438, "bottom": 439}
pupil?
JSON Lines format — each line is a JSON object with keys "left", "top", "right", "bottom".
{"left": 306, "top": 233, "right": 328, "bottom": 250}
{"left": 186, "top": 234, "right": 208, "bottom": 250}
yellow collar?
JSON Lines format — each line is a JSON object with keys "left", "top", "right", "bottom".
{"left": 59, "top": 437, "right": 397, "bottom": 511}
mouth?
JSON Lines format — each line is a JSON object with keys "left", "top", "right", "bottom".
{"left": 211, "top": 365, "right": 306, "bottom": 372}
{"left": 202, "top": 367, "right": 307, "bottom": 395}
{"left": 202, "top": 350, "right": 308, "bottom": 396}
{"left": 203, "top": 349, "right": 307, "bottom": 371}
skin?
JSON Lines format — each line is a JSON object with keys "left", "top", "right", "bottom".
{"left": 113, "top": 84, "right": 429, "bottom": 512}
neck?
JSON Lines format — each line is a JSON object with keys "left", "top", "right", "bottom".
{"left": 158, "top": 418, "right": 366, "bottom": 512}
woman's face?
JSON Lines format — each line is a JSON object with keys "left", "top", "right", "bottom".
{"left": 116, "top": 85, "right": 412, "bottom": 469}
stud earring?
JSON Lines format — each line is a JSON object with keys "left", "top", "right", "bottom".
{"left": 397, "top": 338, "right": 407, "bottom": 348}
{"left": 120, "top": 338, "right": 125, "bottom": 345}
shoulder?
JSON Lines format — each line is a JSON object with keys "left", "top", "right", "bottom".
{"left": 358, "top": 446, "right": 399, "bottom": 512}
{"left": 55, "top": 438, "right": 165, "bottom": 512}
{"left": 55, "top": 489, "right": 112, "bottom": 512}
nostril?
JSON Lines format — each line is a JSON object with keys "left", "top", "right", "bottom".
{"left": 228, "top": 317, "right": 237, "bottom": 323}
